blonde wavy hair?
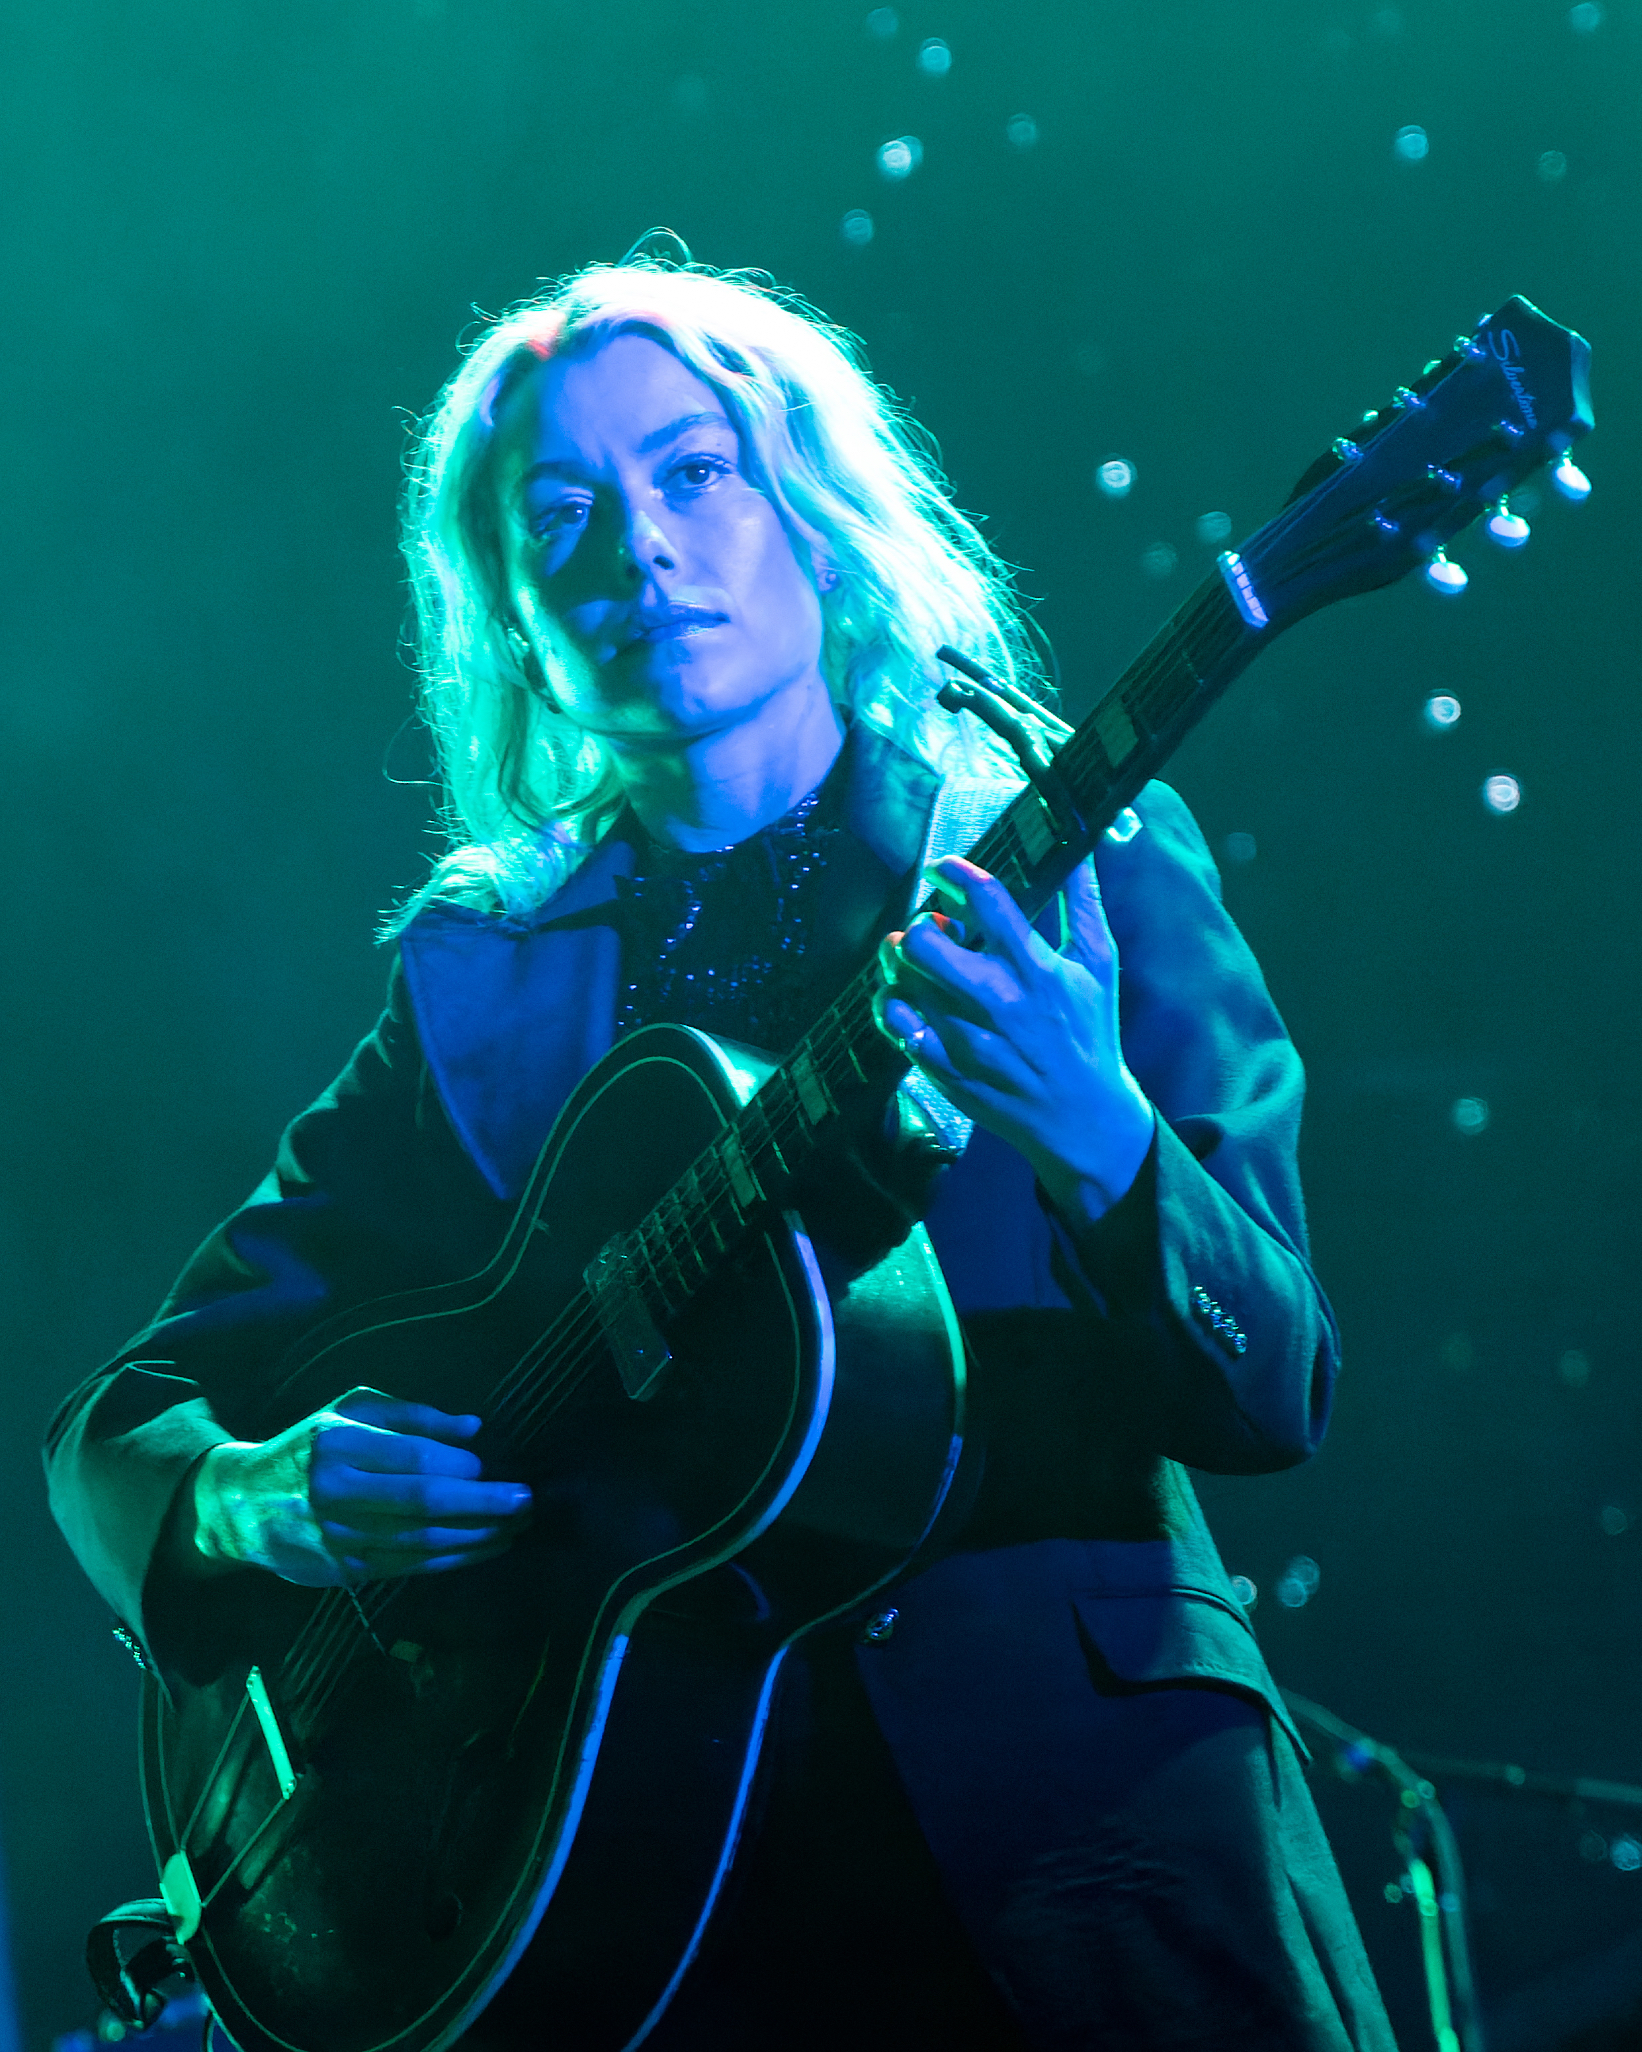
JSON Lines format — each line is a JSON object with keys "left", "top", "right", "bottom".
{"left": 390, "top": 250, "right": 1047, "bottom": 928}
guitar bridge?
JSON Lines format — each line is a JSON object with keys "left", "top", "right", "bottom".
{"left": 584, "top": 1237, "right": 673, "bottom": 1401}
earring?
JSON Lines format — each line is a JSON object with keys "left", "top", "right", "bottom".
{"left": 817, "top": 567, "right": 840, "bottom": 592}
{"left": 504, "top": 625, "right": 563, "bottom": 711}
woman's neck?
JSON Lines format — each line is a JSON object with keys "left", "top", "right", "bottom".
{"left": 608, "top": 678, "right": 846, "bottom": 853}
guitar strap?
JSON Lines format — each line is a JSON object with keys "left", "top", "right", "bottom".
{"left": 84, "top": 1896, "right": 194, "bottom": 2029}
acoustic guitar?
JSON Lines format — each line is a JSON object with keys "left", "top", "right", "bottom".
{"left": 138, "top": 296, "right": 1591, "bottom": 2052}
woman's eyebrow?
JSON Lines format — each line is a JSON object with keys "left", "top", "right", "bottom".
{"left": 637, "top": 410, "right": 733, "bottom": 454}
{"left": 519, "top": 459, "right": 591, "bottom": 489}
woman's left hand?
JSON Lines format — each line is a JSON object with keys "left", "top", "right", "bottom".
{"left": 874, "top": 854, "right": 1155, "bottom": 1224}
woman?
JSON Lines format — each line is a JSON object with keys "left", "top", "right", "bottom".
{"left": 48, "top": 254, "right": 1393, "bottom": 2048}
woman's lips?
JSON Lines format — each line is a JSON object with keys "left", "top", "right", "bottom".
{"left": 630, "top": 606, "right": 726, "bottom": 643}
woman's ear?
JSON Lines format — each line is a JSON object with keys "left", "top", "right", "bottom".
{"left": 812, "top": 554, "right": 840, "bottom": 592}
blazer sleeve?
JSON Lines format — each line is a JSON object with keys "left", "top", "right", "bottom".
{"left": 1047, "top": 781, "right": 1340, "bottom": 1474}
{"left": 43, "top": 959, "right": 510, "bottom": 1652}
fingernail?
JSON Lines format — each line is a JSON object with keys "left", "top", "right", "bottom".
{"left": 921, "top": 862, "right": 969, "bottom": 900}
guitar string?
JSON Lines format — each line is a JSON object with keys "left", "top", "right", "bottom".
{"left": 198, "top": 1787, "right": 295, "bottom": 1914}
{"left": 282, "top": 1590, "right": 370, "bottom": 1709}
{"left": 177, "top": 1691, "right": 255, "bottom": 1852}
{"left": 274, "top": 582, "right": 1252, "bottom": 1710}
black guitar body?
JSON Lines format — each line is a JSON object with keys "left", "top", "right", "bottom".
{"left": 140, "top": 1023, "right": 965, "bottom": 2052}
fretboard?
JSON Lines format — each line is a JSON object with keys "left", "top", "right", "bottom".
{"left": 588, "top": 571, "right": 1262, "bottom": 1340}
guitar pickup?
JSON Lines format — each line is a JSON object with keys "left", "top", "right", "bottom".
{"left": 584, "top": 1237, "right": 673, "bottom": 1401}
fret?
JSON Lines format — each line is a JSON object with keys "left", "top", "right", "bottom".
{"left": 668, "top": 1187, "right": 712, "bottom": 1280}
{"left": 1011, "top": 790, "right": 1058, "bottom": 866}
{"left": 790, "top": 1045, "right": 833, "bottom": 1125}
{"left": 673, "top": 1166, "right": 721, "bottom": 1265}
{"left": 638, "top": 1212, "right": 682, "bottom": 1312}
{"left": 702, "top": 1165, "right": 742, "bottom": 1250}
{"left": 1092, "top": 695, "right": 1140, "bottom": 768}
{"left": 720, "top": 1130, "right": 761, "bottom": 1210}
{"left": 744, "top": 1095, "right": 791, "bottom": 1180}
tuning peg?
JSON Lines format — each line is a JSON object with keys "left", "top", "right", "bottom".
{"left": 1552, "top": 453, "right": 1592, "bottom": 502}
{"left": 1424, "top": 550, "right": 1469, "bottom": 596}
{"left": 1486, "top": 500, "right": 1531, "bottom": 548}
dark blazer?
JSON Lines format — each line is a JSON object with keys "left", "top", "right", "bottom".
{"left": 45, "top": 727, "right": 1337, "bottom": 1918}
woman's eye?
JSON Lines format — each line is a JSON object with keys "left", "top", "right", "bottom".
{"left": 530, "top": 500, "right": 589, "bottom": 538}
{"left": 670, "top": 454, "right": 731, "bottom": 491}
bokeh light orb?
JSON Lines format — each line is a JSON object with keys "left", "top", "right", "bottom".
{"left": 1096, "top": 457, "right": 1135, "bottom": 498}
{"left": 1538, "top": 150, "right": 1569, "bottom": 183}
{"left": 866, "top": 6, "right": 899, "bottom": 36}
{"left": 1394, "top": 124, "right": 1430, "bottom": 161}
{"left": 840, "top": 209, "right": 874, "bottom": 247}
{"left": 1006, "top": 113, "right": 1039, "bottom": 150}
{"left": 1569, "top": 2, "right": 1604, "bottom": 31}
{"left": 1451, "top": 1097, "right": 1491, "bottom": 1135}
{"left": 877, "top": 135, "right": 922, "bottom": 180}
{"left": 917, "top": 36, "right": 951, "bottom": 74}
{"left": 1276, "top": 1556, "right": 1320, "bottom": 1608}
{"left": 1195, "top": 510, "right": 1233, "bottom": 546}
{"left": 1141, "top": 542, "right": 1177, "bottom": 579}
{"left": 1482, "top": 773, "right": 1522, "bottom": 814}
{"left": 1423, "top": 693, "right": 1461, "bottom": 730}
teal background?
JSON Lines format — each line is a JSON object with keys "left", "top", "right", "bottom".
{"left": 1, "top": 1, "right": 1637, "bottom": 2042}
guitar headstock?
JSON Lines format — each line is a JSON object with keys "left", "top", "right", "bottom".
{"left": 1225, "top": 296, "right": 1593, "bottom": 630}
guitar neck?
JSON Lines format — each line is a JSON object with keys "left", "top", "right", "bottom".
{"left": 967, "top": 571, "right": 1257, "bottom": 914}
{"left": 598, "top": 573, "right": 1268, "bottom": 1337}
{"left": 573, "top": 291, "right": 1596, "bottom": 1369}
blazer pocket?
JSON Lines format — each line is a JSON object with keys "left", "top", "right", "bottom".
{"left": 1071, "top": 1588, "right": 1306, "bottom": 1755}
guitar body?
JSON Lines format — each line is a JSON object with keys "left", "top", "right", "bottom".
{"left": 140, "top": 1024, "right": 965, "bottom": 2052}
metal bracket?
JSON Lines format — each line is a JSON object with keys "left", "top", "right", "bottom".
{"left": 934, "top": 647, "right": 1089, "bottom": 843}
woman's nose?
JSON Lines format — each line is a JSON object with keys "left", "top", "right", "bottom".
{"left": 619, "top": 506, "right": 678, "bottom": 578}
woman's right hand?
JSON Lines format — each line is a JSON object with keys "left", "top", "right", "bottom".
{"left": 181, "top": 1388, "right": 534, "bottom": 1586}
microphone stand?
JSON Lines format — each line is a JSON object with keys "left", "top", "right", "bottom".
{"left": 1284, "top": 1692, "right": 1485, "bottom": 2052}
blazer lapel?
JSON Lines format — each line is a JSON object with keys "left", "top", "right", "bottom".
{"left": 398, "top": 835, "right": 635, "bottom": 1200}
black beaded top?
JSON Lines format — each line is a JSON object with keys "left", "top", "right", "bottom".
{"left": 613, "top": 746, "right": 861, "bottom": 1055}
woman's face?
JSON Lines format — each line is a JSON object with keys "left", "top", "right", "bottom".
{"left": 494, "top": 331, "right": 828, "bottom": 755}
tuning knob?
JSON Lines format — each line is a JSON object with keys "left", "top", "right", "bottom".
{"left": 1425, "top": 550, "right": 1469, "bottom": 595}
{"left": 1552, "top": 453, "right": 1592, "bottom": 502}
{"left": 1486, "top": 500, "right": 1531, "bottom": 548}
